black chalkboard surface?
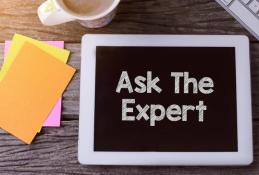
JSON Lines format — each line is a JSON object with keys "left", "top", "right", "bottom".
{"left": 94, "top": 46, "right": 237, "bottom": 152}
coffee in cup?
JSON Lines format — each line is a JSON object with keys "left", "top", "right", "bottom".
{"left": 38, "top": 0, "right": 120, "bottom": 28}
{"left": 61, "top": 0, "right": 114, "bottom": 17}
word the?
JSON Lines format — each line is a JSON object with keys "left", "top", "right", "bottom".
{"left": 171, "top": 72, "right": 214, "bottom": 94}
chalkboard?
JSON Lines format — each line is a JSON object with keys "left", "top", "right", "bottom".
{"left": 94, "top": 46, "right": 237, "bottom": 152}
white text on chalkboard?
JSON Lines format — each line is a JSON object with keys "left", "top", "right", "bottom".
{"left": 116, "top": 71, "right": 214, "bottom": 126}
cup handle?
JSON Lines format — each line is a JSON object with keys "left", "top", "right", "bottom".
{"left": 38, "top": 0, "right": 74, "bottom": 26}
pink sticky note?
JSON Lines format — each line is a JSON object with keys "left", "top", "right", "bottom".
{"left": 4, "top": 40, "right": 64, "bottom": 127}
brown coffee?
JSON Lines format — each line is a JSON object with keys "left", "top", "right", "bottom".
{"left": 62, "top": 0, "right": 114, "bottom": 16}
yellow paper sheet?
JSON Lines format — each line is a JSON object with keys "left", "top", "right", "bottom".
{"left": 0, "top": 33, "right": 70, "bottom": 82}
{"left": 0, "top": 43, "right": 75, "bottom": 144}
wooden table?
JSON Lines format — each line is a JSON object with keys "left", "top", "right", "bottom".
{"left": 0, "top": 0, "right": 258, "bottom": 174}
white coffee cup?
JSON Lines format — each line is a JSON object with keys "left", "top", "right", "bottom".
{"left": 38, "top": 0, "right": 120, "bottom": 28}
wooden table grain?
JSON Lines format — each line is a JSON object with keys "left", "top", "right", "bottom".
{"left": 0, "top": 0, "right": 258, "bottom": 174}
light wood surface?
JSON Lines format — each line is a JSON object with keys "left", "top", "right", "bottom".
{"left": 0, "top": 0, "right": 259, "bottom": 174}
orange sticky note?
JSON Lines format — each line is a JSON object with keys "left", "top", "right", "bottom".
{"left": 0, "top": 43, "right": 76, "bottom": 144}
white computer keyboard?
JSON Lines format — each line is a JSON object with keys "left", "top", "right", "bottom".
{"left": 216, "top": 0, "right": 259, "bottom": 40}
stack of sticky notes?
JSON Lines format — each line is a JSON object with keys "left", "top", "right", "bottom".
{"left": 0, "top": 34, "right": 76, "bottom": 144}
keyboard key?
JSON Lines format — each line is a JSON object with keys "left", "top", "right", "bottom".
{"left": 241, "top": 0, "right": 251, "bottom": 4}
{"left": 229, "top": 0, "right": 259, "bottom": 39}
{"left": 220, "top": 0, "right": 233, "bottom": 5}
{"left": 248, "top": 0, "right": 259, "bottom": 13}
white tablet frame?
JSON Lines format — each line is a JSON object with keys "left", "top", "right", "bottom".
{"left": 78, "top": 34, "right": 253, "bottom": 165}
